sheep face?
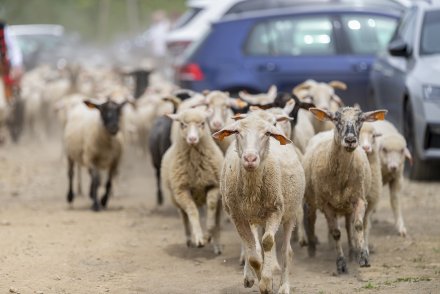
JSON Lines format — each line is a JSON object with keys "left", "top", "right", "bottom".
{"left": 310, "top": 107, "right": 387, "bottom": 152}
{"left": 168, "top": 109, "right": 209, "bottom": 146}
{"left": 84, "top": 100, "right": 127, "bottom": 135}
{"left": 204, "top": 91, "right": 247, "bottom": 132}
{"left": 213, "top": 117, "right": 291, "bottom": 171}
{"left": 359, "top": 123, "right": 382, "bottom": 154}
{"left": 294, "top": 81, "right": 346, "bottom": 109}
{"left": 379, "top": 135, "right": 412, "bottom": 172}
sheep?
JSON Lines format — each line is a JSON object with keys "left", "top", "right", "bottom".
{"left": 148, "top": 95, "right": 182, "bottom": 206}
{"left": 359, "top": 122, "right": 383, "bottom": 252}
{"left": 213, "top": 113, "right": 305, "bottom": 294}
{"left": 302, "top": 106, "right": 387, "bottom": 274}
{"left": 160, "top": 108, "right": 224, "bottom": 254}
{"left": 293, "top": 80, "right": 346, "bottom": 133}
{"left": 64, "top": 97, "right": 128, "bottom": 211}
{"left": 371, "top": 120, "right": 412, "bottom": 237}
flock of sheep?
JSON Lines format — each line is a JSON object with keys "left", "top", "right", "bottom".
{"left": 5, "top": 64, "right": 413, "bottom": 293}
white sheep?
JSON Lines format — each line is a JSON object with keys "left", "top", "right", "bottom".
{"left": 161, "top": 108, "right": 224, "bottom": 254}
{"left": 303, "top": 106, "right": 387, "bottom": 274}
{"left": 64, "top": 97, "right": 128, "bottom": 211}
{"left": 293, "top": 80, "right": 346, "bottom": 133}
{"left": 213, "top": 112, "right": 305, "bottom": 294}
{"left": 371, "top": 120, "right": 412, "bottom": 237}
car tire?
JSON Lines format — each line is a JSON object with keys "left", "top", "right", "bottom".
{"left": 403, "top": 99, "right": 432, "bottom": 180}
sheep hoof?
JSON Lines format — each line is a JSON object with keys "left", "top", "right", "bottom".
{"left": 186, "top": 240, "right": 192, "bottom": 248}
{"left": 358, "top": 250, "right": 370, "bottom": 267}
{"left": 244, "top": 276, "right": 254, "bottom": 288}
{"left": 299, "top": 238, "right": 308, "bottom": 247}
{"left": 91, "top": 203, "right": 100, "bottom": 212}
{"left": 307, "top": 243, "right": 316, "bottom": 258}
{"left": 100, "top": 196, "right": 108, "bottom": 208}
{"left": 398, "top": 227, "right": 407, "bottom": 238}
{"left": 259, "top": 276, "right": 273, "bottom": 294}
{"left": 194, "top": 237, "right": 205, "bottom": 248}
{"left": 336, "top": 256, "right": 348, "bottom": 274}
{"left": 67, "top": 191, "right": 74, "bottom": 203}
{"left": 262, "top": 233, "right": 274, "bottom": 252}
{"left": 213, "top": 244, "right": 222, "bottom": 255}
{"left": 278, "top": 283, "right": 290, "bottom": 294}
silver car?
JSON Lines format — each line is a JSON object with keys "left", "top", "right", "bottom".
{"left": 369, "top": 0, "right": 440, "bottom": 180}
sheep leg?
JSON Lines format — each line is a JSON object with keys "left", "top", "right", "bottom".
{"left": 363, "top": 202, "right": 376, "bottom": 255}
{"left": 278, "top": 220, "right": 294, "bottom": 294}
{"left": 345, "top": 214, "right": 355, "bottom": 262}
{"left": 67, "top": 158, "right": 75, "bottom": 203}
{"left": 206, "top": 187, "right": 220, "bottom": 248}
{"left": 234, "top": 220, "right": 261, "bottom": 288}
{"left": 304, "top": 202, "right": 317, "bottom": 257}
{"left": 174, "top": 190, "right": 204, "bottom": 247}
{"left": 296, "top": 203, "right": 307, "bottom": 247}
{"left": 389, "top": 179, "right": 407, "bottom": 237}
{"left": 353, "top": 198, "right": 370, "bottom": 267}
{"left": 89, "top": 168, "right": 101, "bottom": 212}
{"left": 155, "top": 167, "right": 163, "bottom": 206}
{"left": 178, "top": 209, "right": 192, "bottom": 247}
{"left": 76, "top": 164, "right": 83, "bottom": 197}
{"left": 101, "top": 165, "right": 117, "bottom": 208}
{"left": 212, "top": 198, "right": 223, "bottom": 255}
{"left": 260, "top": 212, "right": 282, "bottom": 294}
{"left": 322, "top": 204, "right": 347, "bottom": 274}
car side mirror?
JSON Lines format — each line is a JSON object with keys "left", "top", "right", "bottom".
{"left": 388, "top": 39, "right": 410, "bottom": 58}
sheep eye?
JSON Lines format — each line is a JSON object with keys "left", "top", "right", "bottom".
{"left": 200, "top": 122, "right": 205, "bottom": 128}
{"left": 180, "top": 122, "right": 187, "bottom": 129}
{"left": 382, "top": 147, "right": 387, "bottom": 153}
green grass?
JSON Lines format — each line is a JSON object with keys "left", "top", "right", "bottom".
{"left": 395, "top": 276, "right": 432, "bottom": 283}
{"left": 362, "top": 282, "right": 379, "bottom": 290}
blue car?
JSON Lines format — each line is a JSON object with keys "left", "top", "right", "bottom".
{"left": 176, "top": 0, "right": 405, "bottom": 109}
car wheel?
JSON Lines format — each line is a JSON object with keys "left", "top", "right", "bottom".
{"left": 403, "top": 99, "right": 431, "bottom": 180}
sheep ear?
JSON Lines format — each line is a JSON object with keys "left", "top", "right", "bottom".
{"left": 212, "top": 124, "right": 239, "bottom": 141}
{"left": 329, "top": 81, "right": 347, "bottom": 90}
{"left": 83, "top": 99, "right": 101, "bottom": 110}
{"left": 231, "top": 113, "right": 247, "bottom": 121}
{"left": 228, "top": 98, "right": 248, "bottom": 109}
{"left": 361, "top": 110, "right": 387, "bottom": 122}
{"left": 283, "top": 99, "right": 295, "bottom": 115}
{"left": 268, "top": 85, "right": 277, "bottom": 98}
{"left": 166, "top": 113, "right": 180, "bottom": 122}
{"left": 266, "top": 125, "right": 292, "bottom": 145}
{"left": 238, "top": 91, "right": 253, "bottom": 103}
{"left": 276, "top": 114, "right": 293, "bottom": 122}
{"left": 404, "top": 147, "right": 413, "bottom": 166}
{"left": 309, "top": 107, "right": 333, "bottom": 121}
{"left": 331, "top": 95, "right": 344, "bottom": 107}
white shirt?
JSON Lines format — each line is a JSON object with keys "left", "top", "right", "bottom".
{"left": 4, "top": 27, "right": 23, "bottom": 68}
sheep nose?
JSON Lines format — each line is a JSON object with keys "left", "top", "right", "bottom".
{"left": 244, "top": 154, "right": 257, "bottom": 163}
{"left": 388, "top": 164, "right": 398, "bottom": 172}
{"left": 187, "top": 136, "right": 199, "bottom": 145}
{"left": 212, "top": 121, "right": 222, "bottom": 130}
{"left": 345, "top": 135, "right": 357, "bottom": 144}
{"left": 362, "top": 145, "right": 371, "bottom": 152}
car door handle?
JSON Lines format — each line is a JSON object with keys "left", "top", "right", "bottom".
{"left": 352, "top": 62, "right": 369, "bottom": 73}
{"left": 258, "top": 63, "right": 278, "bottom": 72}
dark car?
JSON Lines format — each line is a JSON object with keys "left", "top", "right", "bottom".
{"left": 369, "top": 0, "right": 440, "bottom": 180}
{"left": 176, "top": 0, "right": 405, "bottom": 109}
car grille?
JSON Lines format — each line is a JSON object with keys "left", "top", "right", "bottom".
{"left": 425, "top": 125, "right": 440, "bottom": 149}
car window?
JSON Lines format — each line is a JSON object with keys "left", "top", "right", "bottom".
{"left": 245, "top": 16, "right": 335, "bottom": 56}
{"left": 341, "top": 15, "right": 397, "bottom": 55}
{"left": 395, "top": 8, "right": 417, "bottom": 47}
{"left": 172, "top": 7, "right": 203, "bottom": 30}
{"left": 420, "top": 9, "right": 440, "bottom": 55}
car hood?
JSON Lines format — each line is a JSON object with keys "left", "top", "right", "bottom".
{"left": 416, "top": 55, "right": 440, "bottom": 85}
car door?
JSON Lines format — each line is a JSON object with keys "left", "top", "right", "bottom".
{"left": 336, "top": 13, "right": 399, "bottom": 109}
{"left": 242, "top": 14, "right": 349, "bottom": 93}
{"left": 372, "top": 8, "right": 418, "bottom": 128}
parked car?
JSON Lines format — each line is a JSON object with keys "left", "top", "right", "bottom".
{"left": 166, "top": 0, "right": 241, "bottom": 58}
{"left": 8, "top": 24, "right": 72, "bottom": 70}
{"left": 176, "top": 0, "right": 406, "bottom": 109}
{"left": 369, "top": 0, "right": 440, "bottom": 180}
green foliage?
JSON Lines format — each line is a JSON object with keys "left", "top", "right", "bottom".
{"left": 0, "top": 0, "right": 186, "bottom": 43}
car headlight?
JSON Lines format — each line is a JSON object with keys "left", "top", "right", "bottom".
{"left": 423, "top": 85, "right": 440, "bottom": 100}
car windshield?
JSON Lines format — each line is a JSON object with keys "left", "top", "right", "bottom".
{"left": 15, "top": 34, "right": 63, "bottom": 56}
{"left": 172, "top": 7, "right": 203, "bottom": 30}
{"left": 420, "top": 9, "right": 440, "bottom": 56}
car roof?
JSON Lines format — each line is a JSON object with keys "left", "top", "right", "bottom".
{"left": 226, "top": 0, "right": 408, "bottom": 15}
{"left": 8, "top": 24, "right": 64, "bottom": 36}
{"left": 412, "top": 0, "right": 440, "bottom": 9}
{"left": 221, "top": 0, "right": 405, "bottom": 23}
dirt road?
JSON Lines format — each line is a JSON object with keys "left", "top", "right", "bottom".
{"left": 0, "top": 139, "right": 439, "bottom": 294}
